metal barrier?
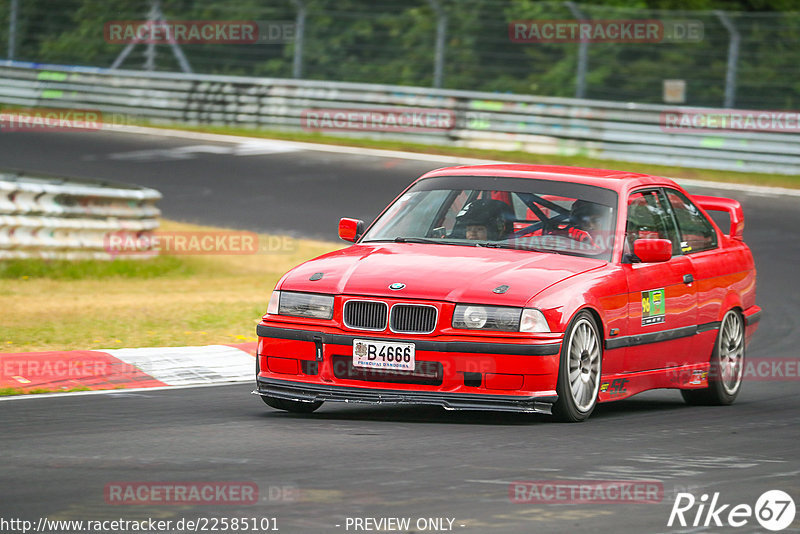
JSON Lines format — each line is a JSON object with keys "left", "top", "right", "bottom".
{"left": 0, "top": 169, "right": 161, "bottom": 259}
{"left": 1, "top": 61, "right": 799, "bottom": 175}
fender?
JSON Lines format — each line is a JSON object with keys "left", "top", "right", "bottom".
{"left": 719, "top": 290, "right": 744, "bottom": 322}
{"left": 528, "top": 265, "right": 627, "bottom": 333}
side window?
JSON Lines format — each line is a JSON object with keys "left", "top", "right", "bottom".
{"left": 625, "top": 190, "right": 680, "bottom": 258}
{"left": 664, "top": 189, "right": 718, "bottom": 253}
{"left": 370, "top": 190, "right": 450, "bottom": 238}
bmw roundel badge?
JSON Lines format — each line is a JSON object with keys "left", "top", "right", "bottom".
{"left": 389, "top": 282, "right": 406, "bottom": 290}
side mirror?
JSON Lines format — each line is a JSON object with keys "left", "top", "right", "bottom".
{"left": 634, "top": 238, "right": 672, "bottom": 263}
{"left": 338, "top": 218, "right": 364, "bottom": 242}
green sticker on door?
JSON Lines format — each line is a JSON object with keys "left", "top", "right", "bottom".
{"left": 642, "top": 288, "right": 665, "bottom": 326}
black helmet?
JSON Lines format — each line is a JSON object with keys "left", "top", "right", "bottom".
{"left": 570, "top": 200, "right": 608, "bottom": 229}
{"left": 454, "top": 199, "right": 513, "bottom": 240}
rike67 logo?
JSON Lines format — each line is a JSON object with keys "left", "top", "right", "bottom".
{"left": 668, "top": 490, "right": 796, "bottom": 531}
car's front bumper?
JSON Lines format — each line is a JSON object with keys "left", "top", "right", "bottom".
{"left": 255, "top": 323, "right": 562, "bottom": 413}
{"left": 254, "top": 377, "right": 557, "bottom": 414}
{"left": 256, "top": 325, "right": 561, "bottom": 356}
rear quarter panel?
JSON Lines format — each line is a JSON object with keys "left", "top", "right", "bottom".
{"left": 692, "top": 237, "right": 757, "bottom": 325}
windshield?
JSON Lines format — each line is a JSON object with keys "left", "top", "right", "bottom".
{"left": 362, "top": 175, "right": 618, "bottom": 260}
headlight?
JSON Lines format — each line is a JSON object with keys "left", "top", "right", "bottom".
{"left": 453, "top": 305, "right": 518, "bottom": 332}
{"left": 453, "top": 305, "right": 549, "bottom": 333}
{"left": 458, "top": 306, "right": 489, "bottom": 328}
{"left": 272, "top": 291, "right": 334, "bottom": 319}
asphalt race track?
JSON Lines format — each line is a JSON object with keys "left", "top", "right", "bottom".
{"left": 1, "top": 130, "right": 799, "bottom": 533}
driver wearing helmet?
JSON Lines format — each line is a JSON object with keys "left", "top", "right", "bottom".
{"left": 454, "top": 199, "right": 512, "bottom": 241}
{"left": 567, "top": 199, "right": 609, "bottom": 247}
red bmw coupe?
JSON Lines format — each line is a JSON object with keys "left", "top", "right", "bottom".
{"left": 254, "top": 165, "right": 760, "bottom": 421}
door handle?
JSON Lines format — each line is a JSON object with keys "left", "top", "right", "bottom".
{"left": 683, "top": 273, "right": 694, "bottom": 284}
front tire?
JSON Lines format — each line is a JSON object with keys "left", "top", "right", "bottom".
{"left": 261, "top": 395, "right": 323, "bottom": 413}
{"left": 553, "top": 311, "right": 602, "bottom": 422}
{"left": 681, "top": 309, "right": 744, "bottom": 406}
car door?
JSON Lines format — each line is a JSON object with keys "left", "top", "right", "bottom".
{"left": 663, "top": 188, "right": 729, "bottom": 362}
{"left": 621, "top": 189, "right": 698, "bottom": 373}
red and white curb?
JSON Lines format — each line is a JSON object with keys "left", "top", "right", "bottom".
{"left": 0, "top": 342, "right": 256, "bottom": 398}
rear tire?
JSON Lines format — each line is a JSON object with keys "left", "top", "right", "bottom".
{"left": 553, "top": 311, "right": 602, "bottom": 422}
{"left": 261, "top": 395, "right": 323, "bottom": 413}
{"left": 681, "top": 309, "right": 744, "bottom": 406}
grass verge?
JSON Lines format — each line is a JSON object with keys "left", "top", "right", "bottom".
{"left": 0, "top": 219, "right": 342, "bottom": 353}
{"left": 0, "top": 386, "right": 92, "bottom": 396}
{"left": 151, "top": 123, "right": 800, "bottom": 189}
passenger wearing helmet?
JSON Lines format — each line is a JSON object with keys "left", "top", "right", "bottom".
{"left": 453, "top": 199, "right": 512, "bottom": 241}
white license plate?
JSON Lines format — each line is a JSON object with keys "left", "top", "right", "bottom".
{"left": 353, "top": 339, "right": 415, "bottom": 371}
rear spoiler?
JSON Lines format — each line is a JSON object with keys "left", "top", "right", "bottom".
{"left": 692, "top": 195, "right": 744, "bottom": 240}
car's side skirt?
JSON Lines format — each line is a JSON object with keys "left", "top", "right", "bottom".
{"left": 597, "top": 363, "right": 712, "bottom": 403}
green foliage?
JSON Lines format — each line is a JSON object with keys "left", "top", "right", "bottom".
{"left": 1, "top": 0, "right": 798, "bottom": 108}
{"left": 0, "top": 256, "right": 195, "bottom": 280}
{"left": 0, "top": 386, "right": 92, "bottom": 396}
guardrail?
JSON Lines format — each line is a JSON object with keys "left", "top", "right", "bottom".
{"left": 0, "top": 169, "right": 161, "bottom": 260}
{"left": 1, "top": 61, "right": 799, "bottom": 175}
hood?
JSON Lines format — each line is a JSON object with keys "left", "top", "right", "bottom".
{"left": 278, "top": 243, "right": 605, "bottom": 306}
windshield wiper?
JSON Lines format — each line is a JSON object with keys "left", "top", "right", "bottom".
{"left": 363, "top": 237, "right": 479, "bottom": 246}
{"left": 362, "top": 237, "right": 478, "bottom": 246}
{"left": 359, "top": 237, "right": 449, "bottom": 244}
{"left": 393, "top": 237, "right": 459, "bottom": 245}
{"left": 477, "top": 242, "right": 565, "bottom": 254}
{"left": 477, "top": 242, "right": 521, "bottom": 249}
{"left": 393, "top": 237, "right": 437, "bottom": 244}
